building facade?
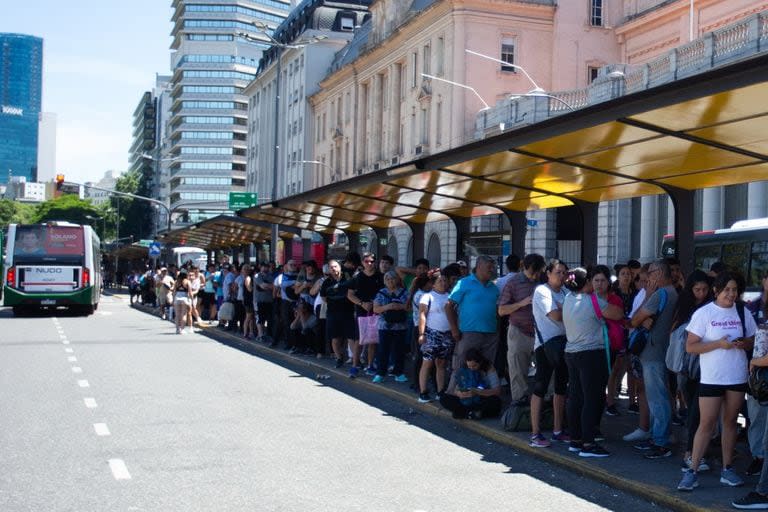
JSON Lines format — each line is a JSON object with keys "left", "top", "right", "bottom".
{"left": 36, "top": 111, "right": 56, "bottom": 183}
{"left": 245, "top": 0, "right": 371, "bottom": 203}
{"left": 0, "top": 33, "right": 43, "bottom": 185}
{"left": 165, "top": 0, "right": 292, "bottom": 227}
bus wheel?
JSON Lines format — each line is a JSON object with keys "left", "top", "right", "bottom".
{"left": 12, "top": 306, "right": 30, "bottom": 317}
{"left": 78, "top": 305, "right": 95, "bottom": 316}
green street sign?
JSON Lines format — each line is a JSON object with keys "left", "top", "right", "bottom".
{"left": 229, "top": 192, "right": 258, "bottom": 210}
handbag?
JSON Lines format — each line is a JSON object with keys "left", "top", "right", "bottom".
{"left": 218, "top": 300, "right": 235, "bottom": 321}
{"left": 628, "top": 288, "right": 668, "bottom": 356}
{"left": 358, "top": 314, "right": 380, "bottom": 345}
{"left": 589, "top": 294, "right": 613, "bottom": 372}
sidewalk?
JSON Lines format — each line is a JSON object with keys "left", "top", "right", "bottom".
{"left": 131, "top": 302, "right": 757, "bottom": 512}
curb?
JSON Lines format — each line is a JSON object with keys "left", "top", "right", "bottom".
{"left": 131, "top": 302, "right": 716, "bottom": 512}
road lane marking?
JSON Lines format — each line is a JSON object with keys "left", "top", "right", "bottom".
{"left": 71, "top": 366, "right": 82, "bottom": 373}
{"left": 62, "top": 340, "right": 70, "bottom": 345}
{"left": 108, "top": 459, "right": 131, "bottom": 480}
{"left": 94, "top": 423, "right": 111, "bottom": 436}
{"left": 84, "top": 398, "right": 97, "bottom": 408}
{"left": 68, "top": 356, "right": 77, "bottom": 362}
{"left": 77, "top": 380, "right": 90, "bottom": 388}
{"left": 64, "top": 348, "right": 74, "bottom": 353}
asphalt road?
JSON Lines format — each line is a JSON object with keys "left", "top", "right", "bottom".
{"left": 0, "top": 294, "right": 669, "bottom": 512}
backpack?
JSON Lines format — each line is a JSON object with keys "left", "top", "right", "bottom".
{"left": 501, "top": 401, "right": 553, "bottom": 432}
{"left": 628, "top": 288, "right": 668, "bottom": 356}
{"left": 665, "top": 322, "right": 693, "bottom": 375}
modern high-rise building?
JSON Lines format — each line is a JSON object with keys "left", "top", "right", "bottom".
{"left": 0, "top": 33, "right": 43, "bottom": 185}
{"left": 166, "top": 0, "right": 292, "bottom": 227}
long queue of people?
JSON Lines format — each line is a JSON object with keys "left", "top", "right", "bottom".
{"left": 130, "top": 252, "right": 768, "bottom": 510}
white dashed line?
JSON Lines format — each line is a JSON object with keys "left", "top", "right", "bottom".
{"left": 108, "top": 459, "right": 131, "bottom": 480}
{"left": 64, "top": 348, "right": 74, "bottom": 353}
{"left": 83, "top": 398, "right": 97, "bottom": 408}
{"left": 94, "top": 423, "right": 111, "bottom": 436}
{"left": 77, "top": 380, "right": 90, "bottom": 388}
{"left": 67, "top": 356, "right": 77, "bottom": 362}
{"left": 71, "top": 366, "right": 82, "bottom": 373}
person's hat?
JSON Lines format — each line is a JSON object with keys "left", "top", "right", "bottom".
{"left": 160, "top": 267, "right": 167, "bottom": 272}
{"left": 456, "top": 260, "right": 468, "bottom": 268}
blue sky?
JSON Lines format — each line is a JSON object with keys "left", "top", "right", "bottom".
{"left": 0, "top": 0, "right": 174, "bottom": 184}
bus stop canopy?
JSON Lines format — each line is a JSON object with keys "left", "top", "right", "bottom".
{"left": 159, "top": 215, "right": 300, "bottom": 249}
{"left": 237, "top": 52, "right": 768, "bottom": 232}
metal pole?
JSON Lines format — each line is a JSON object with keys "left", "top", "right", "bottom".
{"left": 115, "top": 199, "right": 120, "bottom": 288}
{"left": 271, "top": 47, "right": 282, "bottom": 264}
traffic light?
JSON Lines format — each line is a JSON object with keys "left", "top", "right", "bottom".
{"left": 55, "top": 174, "right": 65, "bottom": 191}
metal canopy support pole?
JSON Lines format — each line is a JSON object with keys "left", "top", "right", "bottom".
{"left": 345, "top": 231, "right": 361, "bottom": 255}
{"left": 449, "top": 215, "right": 472, "bottom": 263}
{"left": 664, "top": 186, "right": 696, "bottom": 276}
{"left": 373, "top": 227, "right": 389, "bottom": 258}
{"left": 575, "top": 201, "right": 599, "bottom": 267}
{"left": 321, "top": 233, "right": 334, "bottom": 263}
{"left": 270, "top": 47, "right": 283, "bottom": 266}
{"left": 283, "top": 236, "right": 295, "bottom": 261}
{"left": 302, "top": 236, "right": 312, "bottom": 262}
{"left": 503, "top": 210, "right": 527, "bottom": 260}
{"left": 407, "top": 222, "right": 426, "bottom": 261}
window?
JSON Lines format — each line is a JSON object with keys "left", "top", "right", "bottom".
{"left": 588, "top": 66, "right": 600, "bottom": 83}
{"left": 411, "top": 52, "right": 418, "bottom": 87}
{"left": 500, "top": 37, "right": 516, "bottom": 72}
{"left": 590, "top": 0, "right": 604, "bottom": 27}
{"left": 436, "top": 101, "right": 442, "bottom": 146}
{"left": 422, "top": 44, "right": 431, "bottom": 74}
{"left": 436, "top": 36, "right": 444, "bottom": 76}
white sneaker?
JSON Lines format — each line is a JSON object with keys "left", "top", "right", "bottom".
{"left": 623, "top": 428, "right": 651, "bottom": 442}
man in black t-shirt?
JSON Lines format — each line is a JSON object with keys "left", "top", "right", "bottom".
{"left": 347, "top": 252, "right": 384, "bottom": 377}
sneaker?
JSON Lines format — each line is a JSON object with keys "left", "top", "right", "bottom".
{"left": 634, "top": 440, "right": 654, "bottom": 451}
{"left": 334, "top": 358, "right": 344, "bottom": 368}
{"left": 394, "top": 374, "right": 408, "bottom": 383}
{"left": 467, "top": 410, "right": 483, "bottom": 420}
{"left": 568, "top": 441, "right": 584, "bottom": 453}
{"left": 372, "top": 375, "right": 384, "bottom": 384}
{"left": 677, "top": 469, "right": 699, "bottom": 491}
{"left": 364, "top": 366, "right": 376, "bottom": 376}
{"left": 747, "top": 457, "right": 765, "bottom": 476}
{"left": 623, "top": 428, "right": 651, "bottom": 442}
{"left": 551, "top": 431, "right": 571, "bottom": 443}
{"left": 627, "top": 403, "right": 640, "bottom": 414}
{"left": 594, "top": 430, "right": 605, "bottom": 442}
{"left": 417, "top": 393, "right": 432, "bottom": 403}
{"left": 530, "top": 434, "right": 551, "bottom": 448}
{"left": 644, "top": 445, "right": 672, "bottom": 459}
{"left": 579, "top": 444, "right": 610, "bottom": 458}
{"left": 681, "top": 456, "right": 711, "bottom": 472}
{"left": 605, "top": 404, "right": 621, "bottom": 416}
{"left": 732, "top": 491, "right": 768, "bottom": 509}
{"left": 348, "top": 367, "right": 359, "bottom": 379}
{"left": 721, "top": 467, "right": 745, "bottom": 487}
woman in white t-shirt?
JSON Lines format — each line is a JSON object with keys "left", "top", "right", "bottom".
{"left": 416, "top": 273, "right": 453, "bottom": 403}
{"left": 678, "top": 271, "right": 757, "bottom": 491}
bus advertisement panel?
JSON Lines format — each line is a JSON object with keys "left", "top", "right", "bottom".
{"left": 13, "top": 225, "right": 85, "bottom": 264}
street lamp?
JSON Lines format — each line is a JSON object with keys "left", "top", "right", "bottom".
{"left": 239, "top": 22, "right": 327, "bottom": 263}
{"left": 509, "top": 92, "right": 576, "bottom": 111}
{"left": 465, "top": 49, "right": 544, "bottom": 92}
{"left": 287, "top": 159, "right": 334, "bottom": 188}
{"left": 421, "top": 73, "right": 490, "bottom": 111}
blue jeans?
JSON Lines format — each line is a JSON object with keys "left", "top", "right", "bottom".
{"left": 377, "top": 329, "right": 406, "bottom": 377}
{"left": 642, "top": 360, "right": 671, "bottom": 447}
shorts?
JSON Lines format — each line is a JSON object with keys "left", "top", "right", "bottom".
{"left": 174, "top": 296, "right": 191, "bottom": 307}
{"left": 199, "top": 291, "right": 214, "bottom": 308}
{"left": 421, "top": 327, "right": 454, "bottom": 361}
{"left": 533, "top": 337, "right": 569, "bottom": 397}
{"left": 698, "top": 382, "right": 749, "bottom": 397}
{"left": 325, "top": 310, "right": 356, "bottom": 340}
{"left": 256, "top": 302, "right": 273, "bottom": 325}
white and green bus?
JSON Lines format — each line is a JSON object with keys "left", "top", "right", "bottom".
{"left": 3, "top": 222, "right": 101, "bottom": 316}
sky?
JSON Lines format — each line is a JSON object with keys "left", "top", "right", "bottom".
{"left": 0, "top": 0, "right": 174, "bottom": 184}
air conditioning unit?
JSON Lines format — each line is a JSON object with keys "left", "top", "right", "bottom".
{"left": 414, "top": 144, "right": 423, "bottom": 155}
{"left": 391, "top": 156, "right": 400, "bottom": 165}
{"left": 355, "top": 168, "right": 363, "bottom": 176}
{"left": 373, "top": 162, "right": 380, "bottom": 171}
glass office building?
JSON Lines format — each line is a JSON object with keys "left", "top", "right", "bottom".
{"left": 0, "top": 33, "right": 43, "bottom": 184}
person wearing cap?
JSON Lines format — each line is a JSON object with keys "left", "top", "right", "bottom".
{"left": 456, "top": 260, "right": 470, "bottom": 278}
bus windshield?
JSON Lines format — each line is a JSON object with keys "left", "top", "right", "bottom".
{"left": 13, "top": 225, "right": 85, "bottom": 265}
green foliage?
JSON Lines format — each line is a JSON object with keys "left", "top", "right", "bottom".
{"left": 33, "top": 194, "right": 100, "bottom": 225}
{"left": 0, "top": 199, "right": 36, "bottom": 228}
{"left": 112, "top": 169, "right": 153, "bottom": 241}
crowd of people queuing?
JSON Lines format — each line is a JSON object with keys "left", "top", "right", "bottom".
{"left": 128, "top": 250, "right": 768, "bottom": 509}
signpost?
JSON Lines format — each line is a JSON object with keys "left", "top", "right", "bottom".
{"left": 228, "top": 192, "right": 258, "bottom": 210}
{"left": 149, "top": 242, "right": 162, "bottom": 258}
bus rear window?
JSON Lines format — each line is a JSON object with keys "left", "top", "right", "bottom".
{"left": 14, "top": 226, "right": 85, "bottom": 264}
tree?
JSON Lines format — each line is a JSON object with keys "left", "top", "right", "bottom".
{"left": 0, "top": 199, "right": 36, "bottom": 228}
{"left": 112, "top": 169, "right": 152, "bottom": 242}
{"left": 33, "top": 194, "right": 100, "bottom": 225}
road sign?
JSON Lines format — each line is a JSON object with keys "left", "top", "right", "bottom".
{"left": 229, "top": 192, "right": 258, "bottom": 210}
{"left": 149, "top": 242, "right": 162, "bottom": 258}
{"left": 526, "top": 219, "right": 538, "bottom": 227}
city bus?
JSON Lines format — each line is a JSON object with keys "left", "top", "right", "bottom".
{"left": 169, "top": 246, "right": 208, "bottom": 269}
{"left": 661, "top": 217, "right": 768, "bottom": 302}
{"left": 3, "top": 222, "right": 102, "bottom": 316}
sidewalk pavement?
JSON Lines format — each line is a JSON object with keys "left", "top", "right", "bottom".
{"left": 131, "top": 302, "right": 759, "bottom": 512}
